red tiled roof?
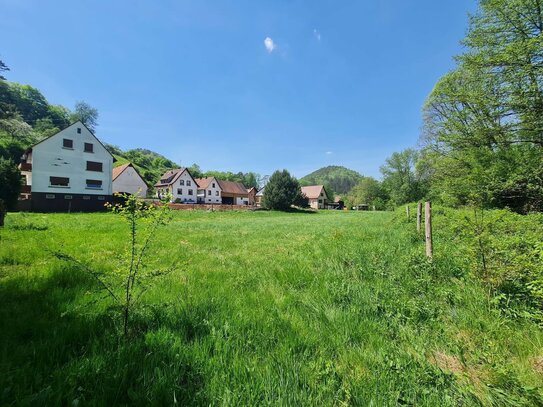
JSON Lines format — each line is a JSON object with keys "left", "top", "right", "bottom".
{"left": 195, "top": 177, "right": 218, "bottom": 190}
{"left": 112, "top": 163, "right": 131, "bottom": 181}
{"left": 112, "top": 163, "right": 149, "bottom": 186}
{"left": 301, "top": 185, "right": 326, "bottom": 199}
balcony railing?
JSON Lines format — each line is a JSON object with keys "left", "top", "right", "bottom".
{"left": 19, "top": 162, "right": 32, "bottom": 171}
{"left": 20, "top": 185, "right": 31, "bottom": 193}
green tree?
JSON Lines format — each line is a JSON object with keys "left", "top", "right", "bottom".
{"left": 262, "top": 169, "right": 302, "bottom": 211}
{"left": 71, "top": 101, "right": 98, "bottom": 132}
{"left": 345, "top": 177, "right": 388, "bottom": 210}
{"left": 188, "top": 163, "right": 202, "bottom": 179}
{"left": 422, "top": 0, "right": 543, "bottom": 212}
{"left": 0, "top": 59, "right": 9, "bottom": 81}
{"left": 0, "top": 157, "right": 21, "bottom": 226}
{"left": 380, "top": 149, "right": 426, "bottom": 206}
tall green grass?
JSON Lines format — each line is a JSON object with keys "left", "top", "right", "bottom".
{"left": 0, "top": 210, "right": 542, "bottom": 405}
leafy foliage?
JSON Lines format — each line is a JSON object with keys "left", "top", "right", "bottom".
{"left": 71, "top": 101, "right": 98, "bottom": 133}
{"left": 380, "top": 149, "right": 428, "bottom": 207}
{"left": 0, "top": 59, "right": 8, "bottom": 81}
{"left": 410, "top": 204, "right": 543, "bottom": 324}
{"left": 300, "top": 165, "right": 362, "bottom": 195}
{"left": 421, "top": 0, "right": 543, "bottom": 213}
{"left": 0, "top": 157, "right": 21, "bottom": 225}
{"left": 262, "top": 169, "right": 303, "bottom": 210}
{"left": 345, "top": 176, "right": 389, "bottom": 210}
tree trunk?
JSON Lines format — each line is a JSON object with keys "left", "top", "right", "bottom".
{"left": 0, "top": 210, "right": 5, "bottom": 227}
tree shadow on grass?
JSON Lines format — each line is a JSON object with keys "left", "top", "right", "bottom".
{"left": 0, "top": 264, "right": 209, "bottom": 406}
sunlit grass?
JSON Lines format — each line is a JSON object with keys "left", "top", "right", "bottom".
{"left": 0, "top": 210, "right": 541, "bottom": 405}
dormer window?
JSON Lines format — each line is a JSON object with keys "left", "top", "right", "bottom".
{"left": 63, "top": 139, "right": 73, "bottom": 149}
{"left": 77, "top": 128, "right": 82, "bottom": 134}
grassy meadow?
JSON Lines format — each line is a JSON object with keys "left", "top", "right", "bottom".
{"left": 0, "top": 209, "right": 542, "bottom": 405}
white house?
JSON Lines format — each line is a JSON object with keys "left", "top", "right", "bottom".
{"left": 18, "top": 121, "right": 114, "bottom": 212}
{"left": 216, "top": 180, "right": 250, "bottom": 205}
{"left": 301, "top": 185, "right": 329, "bottom": 209}
{"left": 195, "top": 177, "right": 222, "bottom": 204}
{"left": 112, "top": 163, "right": 148, "bottom": 198}
{"left": 154, "top": 168, "right": 198, "bottom": 203}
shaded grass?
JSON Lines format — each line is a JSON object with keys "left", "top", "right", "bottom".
{"left": 0, "top": 210, "right": 542, "bottom": 405}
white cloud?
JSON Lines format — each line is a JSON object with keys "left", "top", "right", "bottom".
{"left": 325, "top": 151, "right": 333, "bottom": 155}
{"left": 313, "top": 29, "right": 321, "bottom": 41}
{"left": 264, "top": 37, "right": 276, "bottom": 53}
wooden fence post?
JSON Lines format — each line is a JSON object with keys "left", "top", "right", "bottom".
{"left": 425, "top": 201, "right": 433, "bottom": 258}
{"left": 406, "top": 205, "right": 410, "bottom": 220}
{"left": 417, "top": 202, "right": 422, "bottom": 233}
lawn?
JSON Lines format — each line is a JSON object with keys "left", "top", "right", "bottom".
{"left": 0, "top": 209, "right": 542, "bottom": 405}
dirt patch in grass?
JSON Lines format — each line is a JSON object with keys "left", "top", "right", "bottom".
{"left": 430, "top": 351, "right": 465, "bottom": 375}
{"left": 532, "top": 356, "right": 543, "bottom": 375}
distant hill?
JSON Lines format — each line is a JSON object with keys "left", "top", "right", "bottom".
{"left": 107, "top": 146, "right": 179, "bottom": 186}
{"left": 300, "top": 166, "right": 362, "bottom": 195}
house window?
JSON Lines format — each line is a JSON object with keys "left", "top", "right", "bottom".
{"left": 177, "top": 188, "right": 183, "bottom": 195}
{"left": 179, "top": 180, "right": 184, "bottom": 186}
{"left": 208, "top": 190, "right": 212, "bottom": 195}
{"left": 212, "top": 183, "right": 215, "bottom": 188}
{"left": 86, "top": 179, "right": 102, "bottom": 189}
{"left": 86, "top": 161, "right": 103, "bottom": 172}
{"left": 64, "top": 195, "right": 73, "bottom": 200}
{"left": 63, "top": 138, "right": 73, "bottom": 149}
{"left": 46, "top": 194, "right": 55, "bottom": 199}
{"left": 188, "top": 189, "right": 193, "bottom": 195}
{"left": 215, "top": 191, "right": 219, "bottom": 196}
{"left": 77, "top": 128, "right": 82, "bottom": 134}
{"left": 50, "top": 176, "right": 69, "bottom": 187}
{"left": 187, "top": 180, "right": 191, "bottom": 186}
{"left": 84, "top": 143, "right": 93, "bottom": 153}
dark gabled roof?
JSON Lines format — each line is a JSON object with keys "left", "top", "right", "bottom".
{"left": 154, "top": 167, "right": 196, "bottom": 187}
{"left": 27, "top": 121, "right": 115, "bottom": 161}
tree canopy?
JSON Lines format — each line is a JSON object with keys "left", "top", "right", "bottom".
{"left": 421, "top": 0, "right": 543, "bottom": 212}
{"left": 263, "top": 170, "right": 303, "bottom": 211}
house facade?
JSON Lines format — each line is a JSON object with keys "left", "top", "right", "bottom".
{"left": 195, "top": 177, "right": 222, "bottom": 204}
{"left": 154, "top": 168, "right": 197, "bottom": 203}
{"left": 112, "top": 163, "right": 148, "bottom": 198}
{"left": 218, "top": 180, "right": 250, "bottom": 205}
{"left": 301, "top": 185, "right": 328, "bottom": 209}
{"left": 18, "top": 121, "right": 114, "bottom": 212}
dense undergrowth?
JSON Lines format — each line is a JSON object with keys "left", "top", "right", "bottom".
{"left": 403, "top": 204, "right": 543, "bottom": 325}
{"left": 0, "top": 209, "right": 541, "bottom": 405}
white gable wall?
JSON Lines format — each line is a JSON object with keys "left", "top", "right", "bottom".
{"left": 203, "top": 178, "right": 221, "bottom": 204}
{"left": 171, "top": 170, "right": 197, "bottom": 203}
{"left": 113, "top": 166, "right": 148, "bottom": 197}
{"left": 31, "top": 123, "right": 113, "bottom": 195}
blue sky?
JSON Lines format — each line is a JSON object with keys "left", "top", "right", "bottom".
{"left": 1, "top": 0, "right": 476, "bottom": 178}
